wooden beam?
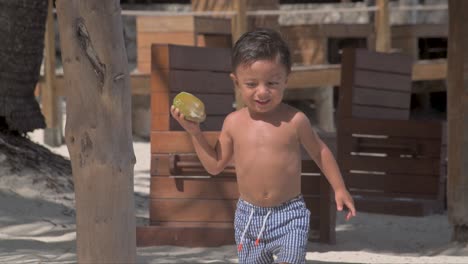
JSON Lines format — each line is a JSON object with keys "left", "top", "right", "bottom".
{"left": 232, "top": 0, "right": 247, "bottom": 110}
{"left": 231, "top": 0, "right": 247, "bottom": 44}
{"left": 42, "top": 0, "right": 62, "bottom": 146}
{"left": 375, "top": 0, "right": 391, "bottom": 52}
{"left": 447, "top": 0, "right": 468, "bottom": 242}
{"left": 40, "top": 59, "right": 448, "bottom": 96}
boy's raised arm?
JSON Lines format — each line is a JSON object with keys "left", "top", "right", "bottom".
{"left": 171, "top": 106, "right": 234, "bottom": 175}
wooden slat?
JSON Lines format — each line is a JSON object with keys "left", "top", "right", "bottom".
{"left": 412, "top": 59, "right": 447, "bottom": 81}
{"left": 341, "top": 155, "right": 440, "bottom": 175}
{"left": 354, "top": 48, "right": 412, "bottom": 74}
{"left": 151, "top": 153, "right": 231, "bottom": 176}
{"left": 150, "top": 199, "right": 236, "bottom": 222}
{"left": 151, "top": 69, "right": 233, "bottom": 94}
{"left": 150, "top": 92, "right": 170, "bottom": 115}
{"left": 304, "top": 197, "right": 321, "bottom": 217}
{"left": 353, "top": 87, "right": 410, "bottom": 109}
{"left": 136, "top": 224, "right": 234, "bottom": 247}
{"left": 319, "top": 174, "right": 335, "bottom": 244}
{"left": 301, "top": 175, "right": 321, "bottom": 196}
{"left": 137, "top": 61, "right": 151, "bottom": 74}
{"left": 151, "top": 44, "right": 231, "bottom": 72}
{"left": 338, "top": 118, "right": 443, "bottom": 139}
{"left": 391, "top": 24, "right": 448, "bottom": 38}
{"left": 351, "top": 105, "right": 410, "bottom": 120}
{"left": 150, "top": 176, "right": 238, "bottom": 199}
{"left": 352, "top": 196, "right": 443, "bottom": 216}
{"left": 194, "top": 17, "right": 231, "bottom": 34}
{"left": 151, "top": 131, "right": 220, "bottom": 153}
{"left": 302, "top": 160, "right": 321, "bottom": 173}
{"left": 136, "top": 16, "right": 194, "bottom": 33}
{"left": 345, "top": 173, "right": 440, "bottom": 195}
{"left": 151, "top": 114, "right": 169, "bottom": 131}
{"left": 288, "top": 65, "right": 341, "bottom": 88}
{"left": 280, "top": 24, "right": 373, "bottom": 38}
{"left": 149, "top": 197, "right": 321, "bottom": 223}
{"left": 137, "top": 32, "right": 195, "bottom": 49}
{"left": 151, "top": 92, "right": 235, "bottom": 115}
{"left": 150, "top": 154, "right": 172, "bottom": 175}
{"left": 341, "top": 136, "right": 442, "bottom": 158}
{"left": 197, "top": 34, "right": 232, "bottom": 48}
{"left": 354, "top": 70, "right": 411, "bottom": 92}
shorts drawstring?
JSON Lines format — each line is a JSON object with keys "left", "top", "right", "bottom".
{"left": 238, "top": 208, "right": 255, "bottom": 252}
{"left": 255, "top": 210, "right": 272, "bottom": 246}
{"left": 238, "top": 208, "right": 272, "bottom": 251}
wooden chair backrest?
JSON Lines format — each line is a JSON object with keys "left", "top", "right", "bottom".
{"left": 150, "top": 44, "right": 235, "bottom": 131}
{"left": 338, "top": 48, "right": 413, "bottom": 121}
{"left": 337, "top": 48, "right": 445, "bottom": 216}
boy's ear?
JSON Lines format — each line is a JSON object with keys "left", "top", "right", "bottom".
{"left": 230, "top": 73, "right": 239, "bottom": 87}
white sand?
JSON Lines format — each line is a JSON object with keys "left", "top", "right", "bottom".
{"left": 0, "top": 129, "right": 466, "bottom": 264}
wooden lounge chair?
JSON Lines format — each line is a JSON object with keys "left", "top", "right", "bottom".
{"left": 337, "top": 48, "right": 446, "bottom": 216}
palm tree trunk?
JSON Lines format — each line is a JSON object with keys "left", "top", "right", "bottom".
{"left": 56, "top": 0, "right": 136, "bottom": 262}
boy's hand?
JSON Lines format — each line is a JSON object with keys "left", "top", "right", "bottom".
{"left": 171, "top": 105, "right": 202, "bottom": 135}
{"left": 335, "top": 188, "right": 356, "bottom": 221}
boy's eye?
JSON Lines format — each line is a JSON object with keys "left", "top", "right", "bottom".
{"left": 245, "top": 83, "right": 257, "bottom": 88}
{"left": 268, "top": 82, "right": 279, "bottom": 86}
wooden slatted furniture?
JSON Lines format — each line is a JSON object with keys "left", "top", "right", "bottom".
{"left": 136, "top": 16, "right": 232, "bottom": 73}
{"left": 337, "top": 48, "right": 446, "bottom": 216}
{"left": 136, "top": 44, "right": 336, "bottom": 247}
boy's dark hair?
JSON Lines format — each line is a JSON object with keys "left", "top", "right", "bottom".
{"left": 232, "top": 28, "right": 291, "bottom": 74}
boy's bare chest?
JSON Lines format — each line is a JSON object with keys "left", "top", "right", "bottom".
{"left": 233, "top": 122, "right": 298, "bottom": 150}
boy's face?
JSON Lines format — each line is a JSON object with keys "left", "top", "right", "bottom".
{"left": 230, "top": 58, "right": 288, "bottom": 115}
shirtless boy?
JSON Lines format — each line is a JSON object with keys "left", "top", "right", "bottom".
{"left": 171, "top": 28, "right": 356, "bottom": 264}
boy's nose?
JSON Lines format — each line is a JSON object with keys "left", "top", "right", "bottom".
{"left": 257, "top": 85, "right": 269, "bottom": 95}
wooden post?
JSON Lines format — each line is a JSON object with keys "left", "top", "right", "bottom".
{"left": 231, "top": 0, "right": 247, "bottom": 44}
{"left": 375, "top": 0, "right": 391, "bottom": 52}
{"left": 43, "top": 0, "right": 62, "bottom": 146}
{"left": 447, "top": 0, "right": 468, "bottom": 242}
{"left": 56, "top": 0, "right": 137, "bottom": 262}
{"left": 232, "top": 0, "right": 247, "bottom": 110}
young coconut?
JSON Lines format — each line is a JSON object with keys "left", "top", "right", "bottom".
{"left": 172, "top": 92, "right": 206, "bottom": 123}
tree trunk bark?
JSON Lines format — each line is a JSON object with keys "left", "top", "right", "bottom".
{"left": 0, "top": 0, "right": 47, "bottom": 133}
{"left": 56, "top": 0, "right": 136, "bottom": 262}
{"left": 447, "top": 0, "right": 468, "bottom": 243}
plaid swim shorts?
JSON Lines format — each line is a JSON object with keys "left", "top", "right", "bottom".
{"left": 234, "top": 195, "right": 310, "bottom": 264}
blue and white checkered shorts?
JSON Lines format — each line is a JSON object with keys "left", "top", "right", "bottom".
{"left": 234, "top": 195, "right": 310, "bottom": 264}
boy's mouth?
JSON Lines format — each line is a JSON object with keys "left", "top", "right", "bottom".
{"left": 255, "top": 99, "right": 270, "bottom": 105}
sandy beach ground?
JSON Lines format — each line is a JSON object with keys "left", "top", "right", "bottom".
{"left": 0, "top": 129, "right": 467, "bottom": 264}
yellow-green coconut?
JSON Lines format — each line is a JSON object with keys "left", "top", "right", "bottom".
{"left": 172, "top": 92, "right": 206, "bottom": 123}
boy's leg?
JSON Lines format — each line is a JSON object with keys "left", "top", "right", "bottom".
{"left": 235, "top": 199, "right": 275, "bottom": 264}
{"left": 271, "top": 197, "right": 310, "bottom": 264}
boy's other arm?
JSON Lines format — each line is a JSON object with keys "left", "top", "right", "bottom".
{"left": 295, "top": 112, "right": 356, "bottom": 218}
{"left": 171, "top": 106, "right": 234, "bottom": 175}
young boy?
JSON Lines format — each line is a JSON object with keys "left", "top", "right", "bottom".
{"left": 171, "top": 28, "right": 356, "bottom": 264}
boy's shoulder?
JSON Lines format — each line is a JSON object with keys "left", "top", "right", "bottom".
{"left": 226, "top": 107, "right": 244, "bottom": 120}
{"left": 222, "top": 107, "right": 247, "bottom": 127}
{"left": 280, "top": 103, "right": 308, "bottom": 120}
